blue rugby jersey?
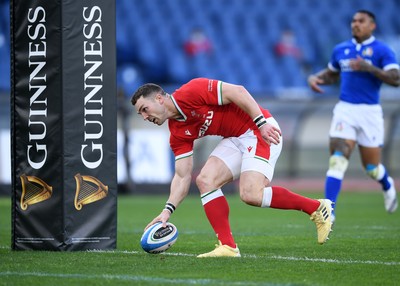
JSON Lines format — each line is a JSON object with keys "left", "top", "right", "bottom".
{"left": 328, "top": 36, "right": 399, "bottom": 104}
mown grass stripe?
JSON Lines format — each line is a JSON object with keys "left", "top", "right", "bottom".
{"left": 0, "top": 271, "right": 288, "bottom": 286}
{"left": 270, "top": 255, "right": 400, "bottom": 266}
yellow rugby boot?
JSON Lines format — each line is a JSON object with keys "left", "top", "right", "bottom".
{"left": 197, "top": 241, "right": 241, "bottom": 258}
{"left": 310, "top": 199, "right": 333, "bottom": 244}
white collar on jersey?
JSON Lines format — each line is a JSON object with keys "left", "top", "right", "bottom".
{"left": 351, "top": 35, "right": 375, "bottom": 45}
{"left": 169, "top": 94, "right": 187, "bottom": 122}
{"left": 352, "top": 36, "right": 375, "bottom": 51}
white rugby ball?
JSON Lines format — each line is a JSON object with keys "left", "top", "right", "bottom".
{"left": 140, "top": 222, "right": 178, "bottom": 254}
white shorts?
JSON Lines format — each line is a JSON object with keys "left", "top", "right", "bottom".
{"left": 329, "top": 101, "right": 384, "bottom": 147}
{"left": 210, "top": 117, "right": 283, "bottom": 181}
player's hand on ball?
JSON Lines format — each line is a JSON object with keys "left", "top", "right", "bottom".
{"left": 144, "top": 209, "right": 171, "bottom": 231}
{"left": 140, "top": 222, "right": 179, "bottom": 254}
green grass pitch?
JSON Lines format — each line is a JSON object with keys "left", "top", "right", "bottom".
{"left": 0, "top": 192, "right": 399, "bottom": 285}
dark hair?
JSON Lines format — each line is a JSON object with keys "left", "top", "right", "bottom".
{"left": 130, "top": 83, "right": 165, "bottom": 105}
{"left": 356, "top": 10, "right": 376, "bottom": 22}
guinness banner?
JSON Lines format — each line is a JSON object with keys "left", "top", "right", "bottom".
{"left": 11, "top": 0, "right": 117, "bottom": 250}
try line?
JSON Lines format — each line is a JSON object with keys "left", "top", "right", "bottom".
{"left": 1, "top": 246, "right": 399, "bottom": 266}
{"left": 89, "top": 249, "right": 400, "bottom": 266}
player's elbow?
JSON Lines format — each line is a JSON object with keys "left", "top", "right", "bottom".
{"left": 389, "top": 79, "right": 400, "bottom": 87}
{"left": 235, "top": 84, "right": 249, "bottom": 95}
{"left": 387, "top": 70, "right": 400, "bottom": 87}
{"left": 226, "top": 83, "right": 248, "bottom": 97}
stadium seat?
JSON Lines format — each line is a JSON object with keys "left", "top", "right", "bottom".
{"left": 0, "top": 2, "right": 10, "bottom": 91}
{"left": 117, "top": 64, "right": 144, "bottom": 98}
{"left": 1, "top": 0, "right": 398, "bottom": 96}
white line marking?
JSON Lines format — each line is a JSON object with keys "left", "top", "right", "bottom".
{"left": 2, "top": 246, "right": 399, "bottom": 266}
{"left": 87, "top": 249, "right": 400, "bottom": 265}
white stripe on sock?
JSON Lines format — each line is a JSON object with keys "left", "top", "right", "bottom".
{"left": 261, "top": 187, "right": 273, "bottom": 208}
{"left": 326, "top": 170, "right": 345, "bottom": 179}
{"left": 376, "top": 164, "right": 386, "bottom": 181}
{"left": 201, "top": 189, "right": 224, "bottom": 205}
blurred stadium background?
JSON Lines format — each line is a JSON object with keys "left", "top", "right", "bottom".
{"left": 1, "top": 0, "right": 399, "bottom": 194}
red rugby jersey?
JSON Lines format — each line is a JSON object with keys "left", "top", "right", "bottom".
{"left": 168, "top": 78, "right": 271, "bottom": 159}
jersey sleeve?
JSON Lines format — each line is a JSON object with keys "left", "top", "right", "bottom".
{"left": 177, "top": 78, "right": 222, "bottom": 106}
{"left": 328, "top": 47, "right": 340, "bottom": 72}
{"left": 169, "top": 133, "right": 194, "bottom": 160}
{"left": 381, "top": 44, "right": 400, "bottom": 71}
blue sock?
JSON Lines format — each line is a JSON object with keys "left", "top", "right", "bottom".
{"left": 366, "top": 164, "right": 391, "bottom": 191}
{"left": 379, "top": 173, "right": 391, "bottom": 191}
{"left": 325, "top": 176, "right": 342, "bottom": 213}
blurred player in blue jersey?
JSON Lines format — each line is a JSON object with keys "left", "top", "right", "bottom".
{"left": 308, "top": 10, "right": 399, "bottom": 222}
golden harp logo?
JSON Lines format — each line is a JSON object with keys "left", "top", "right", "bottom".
{"left": 74, "top": 173, "right": 108, "bottom": 210}
{"left": 20, "top": 174, "right": 53, "bottom": 211}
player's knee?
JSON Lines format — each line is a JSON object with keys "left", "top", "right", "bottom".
{"left": 239, "top": 185, "right": 259, "bottom": 206}
{"left": 365, "top": 164, "right": 383, "bottom": 180}
{"left": 326, "top": 151, "right": 349, "bottom": 179}
{"left": 195, "top": 173, "right": 210, "bottom": 192}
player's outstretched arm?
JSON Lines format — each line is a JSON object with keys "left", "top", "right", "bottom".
{"left": 144, "top": 156, "right": 193, "bottom": 230}
{"left": 308, "top": 68, "right": 340, "bottom": 93}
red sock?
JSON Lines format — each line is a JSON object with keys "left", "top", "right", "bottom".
{"left": 202, "top": 191, "right": 236, "bottom": 248}
{"left": 270, "top": 186, "right": 320, "bottom": 215}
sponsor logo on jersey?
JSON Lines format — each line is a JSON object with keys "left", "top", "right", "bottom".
{"left": 339, "top": 58, "right": 372, "bottom": 72}
{"left": 339, "top": 59, "right": 353, "bottom": 72}
{"left": 185, "top": 129, "right": 192, "bottom": 136}
{"left": 198, "top": 111, "right": 213, "bottom": 137}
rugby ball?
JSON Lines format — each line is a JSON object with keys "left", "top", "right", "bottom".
{"left": 140, "top": 222, "right": 178, "bottom": 254}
